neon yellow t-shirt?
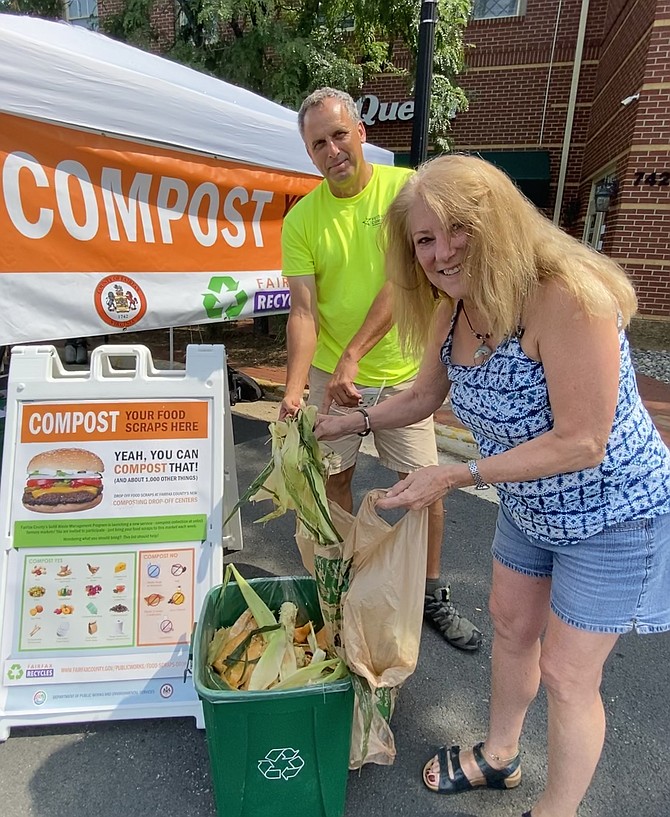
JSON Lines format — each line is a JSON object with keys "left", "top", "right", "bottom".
{"left": 282, "top": 164, "right": 417, "bottom": 387}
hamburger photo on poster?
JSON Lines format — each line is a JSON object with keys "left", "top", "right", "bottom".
{"left": 22, "top": 448, "right": 104, "bottom": 514}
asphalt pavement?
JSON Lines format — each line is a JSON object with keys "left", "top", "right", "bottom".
{"left": 1, "top": 411, "right": 669, "bottom": 817}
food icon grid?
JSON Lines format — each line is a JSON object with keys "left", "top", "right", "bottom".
{"left": 20, "top": 553, "right": 136, "bottom": 651}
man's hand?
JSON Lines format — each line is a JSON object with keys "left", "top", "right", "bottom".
{"left": 320, "top": 355, "right": 361, "bottom": 413}
{"left": 279, "top": 392, "right": 304, "bottom": 420}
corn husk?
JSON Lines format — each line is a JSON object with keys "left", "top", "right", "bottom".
{"left": 224, "top": 407, "right": 342, "bottom": 546}
{"left": 207, "top": 563, "right": 348, "bottom": 691}
{"left": 272, "top": 658, "right": 348, "bottom": 690}
{"left": 279, "top": 602, "right": 299, "bottom": 682}
{"left": 316, "top": 627, "right": 328, "bottom": 652}
{"left": 224, "top": 565, "right": 287, "bottom": 691}
{"left": 207, "top": 626, "right": 229, "bottom": 666}
{"left": 212, "top": 609, "right": 257, "bottom": 675}
{"left": 227, "top": 632, "right": 265, "bottom": 689}
{"left": 293, "top": 621, "right": 312, "bottom": 644}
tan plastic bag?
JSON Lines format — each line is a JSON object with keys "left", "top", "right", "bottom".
{"left": 342, "top": 490, "right": 428, "bottom": 688}
{"left": 296, "top": 489, "right": 428, "bottom": 769}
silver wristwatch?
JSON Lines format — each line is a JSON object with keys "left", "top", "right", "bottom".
{"left": 467, "top": 459, "right": 489, "bottom": 490}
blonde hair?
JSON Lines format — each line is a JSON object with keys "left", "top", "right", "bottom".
{"left": 383, "top": 154, "right": 637, "bottom": 357}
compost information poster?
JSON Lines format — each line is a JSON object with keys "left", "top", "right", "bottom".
{"left": 10, "top": 399, "right": 211, "bottom": 548}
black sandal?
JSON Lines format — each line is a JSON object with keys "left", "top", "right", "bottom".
{"left": 422, "top": 741, "right": 521, "bottom": 794}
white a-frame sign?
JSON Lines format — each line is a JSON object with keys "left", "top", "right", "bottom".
{"left": 0, "top": 344, "right": 242, "bottom": 740}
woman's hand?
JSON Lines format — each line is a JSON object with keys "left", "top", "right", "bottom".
{"left": 314, "top": 412, "right": 361, "bottom": 441}
{"left": 376, "top": 465, "right": 468, "bottom": 510}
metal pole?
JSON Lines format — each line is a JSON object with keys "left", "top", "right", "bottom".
{"left": 553, "top": 0, "right": 590, "bottom": 224}
{"left": 410, "top": 0, "right": 438, "bottom": 168}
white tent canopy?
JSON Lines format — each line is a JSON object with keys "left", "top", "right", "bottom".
{"left": 0, "top": 15, "right": 394, "bottom": 345}
{"left": 0, "top": 14, "right": 391, "bottom": 176}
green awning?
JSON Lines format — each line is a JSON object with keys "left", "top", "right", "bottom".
{"left": 393, "top": 149, "right": 551, "bottom": 208}
{"left": 477, "top": 150, "right": 550, "bottom": 180}
{"left": 477, "top": 150, "right": 551, "bottom": 208}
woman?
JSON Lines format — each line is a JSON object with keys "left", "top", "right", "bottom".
{"left": 315, "top": 155, "right": 670, "bottom": 817}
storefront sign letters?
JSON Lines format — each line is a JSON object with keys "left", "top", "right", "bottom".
{"left": 356, "top": 94, "right": 415, "bottom": 126}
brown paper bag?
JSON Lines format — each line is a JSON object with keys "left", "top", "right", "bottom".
{"left": 295, "top": 489, "right": 428, "bottom": 769}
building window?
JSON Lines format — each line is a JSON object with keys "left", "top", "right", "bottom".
{"left": 472, "top": 0, "right": 525, "bottom": 20}
{"left": 65, "top": 0, "right": 99, "bottom": 30}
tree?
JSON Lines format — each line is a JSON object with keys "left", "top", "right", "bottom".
{"left": 0, "top": 0, "right": 63, "bottom": 16}
{"left": 103, "top": 0, "right": 471, "bottom": 147}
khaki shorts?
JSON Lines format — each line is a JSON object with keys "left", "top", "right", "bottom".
{"left": 308, "top": 366, "right": 438, "bottom": 475}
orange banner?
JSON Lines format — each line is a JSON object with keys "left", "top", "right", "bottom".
{"left": 21, "top": 402, "right": 209, "bottom": 442}
{"left": 0, "top": 113, "right": 318, "bottom": 273}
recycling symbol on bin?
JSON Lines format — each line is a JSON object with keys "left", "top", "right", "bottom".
{"left": 203, "top": 276, "right": 248, "bottom": 320}
{"left": 258, "top": 747, "right": 305, "bottom": 780}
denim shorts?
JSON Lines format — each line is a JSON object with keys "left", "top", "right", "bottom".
{"left": 492, "top": 503, "right": 670, "bottom": 634}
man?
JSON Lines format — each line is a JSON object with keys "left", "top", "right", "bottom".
{"left": 280, "top": 87, "right": 481, "bottom": 651}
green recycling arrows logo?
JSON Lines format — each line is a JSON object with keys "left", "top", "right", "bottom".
{"left": 258, "top": 748, "right": 305, "bottom": 780}
{"left": 7, "top": 663, "right": 23, "bottom": 681}
{"left": 203, "top": 276, "right": 248, "bottom": 320}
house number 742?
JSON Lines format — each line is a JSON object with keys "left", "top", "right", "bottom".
{"left": 633, "top": 171, "right": 670, "bottom": 186}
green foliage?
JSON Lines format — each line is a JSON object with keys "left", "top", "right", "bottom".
{"left": 7, "top": 0, "right": 472, "bottom": 146}
{"left": 0, "top": 0, "right": 64, "bottom": 18}
{"left": 101, "top": 0, "right": 155, "bottom": 48}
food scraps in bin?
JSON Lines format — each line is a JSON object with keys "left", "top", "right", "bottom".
{"left": 207, "top": 564, "right": 345, "bottom": 692}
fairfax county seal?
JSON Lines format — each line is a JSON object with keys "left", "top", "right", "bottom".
{"left": 94, "top": 275, "right": 147, "bottom": 329}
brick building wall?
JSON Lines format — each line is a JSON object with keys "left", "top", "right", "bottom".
{"left": 362, "top": 0, "right": 668, "bottom": 319}
{"left": 579, "top": 0, "right": 670, "bottom": 316}
{"left": 364, "top": 1, "right": 606, "bottom": 212}
{"left": 460, "top": 1, "right": 606, "bottom": 214}
{"left": 93, "top": 0, "right": 669, "bottom": 317}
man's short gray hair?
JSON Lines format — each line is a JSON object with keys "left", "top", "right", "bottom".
{"left": 297, "top": 87, "right": 361, "bottom": 135}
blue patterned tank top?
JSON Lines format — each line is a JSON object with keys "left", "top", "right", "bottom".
{"left": 442, "top": 305, "right": 670, "bottom": 545}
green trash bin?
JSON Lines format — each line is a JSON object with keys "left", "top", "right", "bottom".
{"left": 193, "top": 576, "right": 354, "bottom": 817}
